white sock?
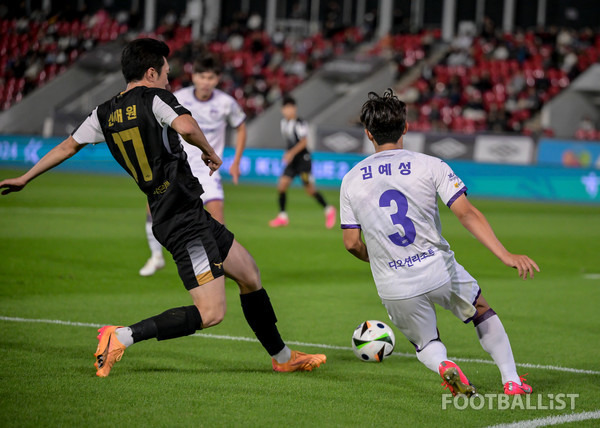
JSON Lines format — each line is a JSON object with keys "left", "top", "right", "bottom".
{"left": 475, "top": 314, "right": 520, "bottom": 384}
{"left": 115, "top": 327, "right": 134, "bottom": 348}
{"left": 145, "top": 221, "right": 163, "bottom": 259}
{"left": 417, "top": 340, "right": 448, "bottom": 373}
{"left": 272, "top": 345, "right": 292, "bottom": 363}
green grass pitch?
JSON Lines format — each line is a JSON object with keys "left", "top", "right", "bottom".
{"left": 1, "top": 169, "right": 599, "bottom": 427}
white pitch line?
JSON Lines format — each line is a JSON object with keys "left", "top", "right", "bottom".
{"left": 2, "top": 315, "right": 599, "bottom": 376}
{"left": 583, "top": 273, "right": 600, "bottom": 280}
{"left": 485, "top": 410, "right": 600, "bottom": 428}
{"left": 0, "top": 315, "right": 103, "bottom": 328}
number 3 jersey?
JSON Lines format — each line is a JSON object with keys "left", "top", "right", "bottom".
{"left": 340, "top": 149, "right": 467, "bottom": 299}
{"left": 71, "top": 87, "right": 202, "bottom": 225}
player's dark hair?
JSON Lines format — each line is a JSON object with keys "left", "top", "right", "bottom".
{"left": 282, "top": 95, "right": 296, "bottom": 106}
{"left": 359, "top": 89, "right": 407, "bottom": 145}
{"left": 121, "top": 38, "right": 170, "bottom": 83}
{"left": 193, "top": 54, "right": 223, "bottom": 74}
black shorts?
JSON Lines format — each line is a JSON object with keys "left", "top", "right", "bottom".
{"left": 283, "top": 152, "right": 313, "bottom": 184}
{"left": 152, "top": 199, "right": 234, "bottom": 290}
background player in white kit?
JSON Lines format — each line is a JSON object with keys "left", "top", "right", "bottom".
{"left": 340, "top": 89, "right": 539, "bottom": 396}
{"left": 140, "top": 54, "right": 247, "bottom": 276}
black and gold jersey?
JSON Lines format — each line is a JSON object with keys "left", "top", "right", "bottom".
{"left": 72, "top": 86, "right": 203, "bottom": 224}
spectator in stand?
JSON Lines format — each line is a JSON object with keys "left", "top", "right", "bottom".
{"left": 507, "top": 71, "right": 526, "bottom": 95}
{"left": 487, "top": 105, "right": 509, "bottom": 132}
{"left": 463, "top": 90, "right": 486, "bottom": 121}
{"left": 447, "top": 75, "right": 462, "bottom": 106}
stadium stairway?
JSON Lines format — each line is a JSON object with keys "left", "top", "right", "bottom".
{"left": 0, "top": 41, "right": 125, "bottom": 137}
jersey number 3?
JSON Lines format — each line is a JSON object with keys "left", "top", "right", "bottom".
{"left": 379, "top": 189, "right": 416, "bottom": 247}
{"left": 112, "top": 127, "right": 153, "bottom": 183}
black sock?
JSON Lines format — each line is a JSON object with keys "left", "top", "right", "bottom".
{"left": 314, "top": 191, "right": 327, "bottom": 208}
{"left": 130, "top": 305, "right": 203, "bottom": 343}
{"left": 240, "top": 288, "right": 285, "bottom": 356}
{"left": 278, "top": 192, "right": 286, "bottom": 212}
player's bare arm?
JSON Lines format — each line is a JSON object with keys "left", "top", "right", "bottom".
{"left": 343, "top": 228, "right": 370, "bottom": 262}
{"left": 0, "top": 136, "right": 85, "bottom": 195}
{"left": 171, "top": 114, "right": 222, "bottom": 174}
{"left": 450, "top": 194, "right": 539, "bottom": 279}
{"left": 283, "top": 136, "right": 307, "bottom": 165}
{"left": 229, "top": 122, "right": 247, "bottom": 185}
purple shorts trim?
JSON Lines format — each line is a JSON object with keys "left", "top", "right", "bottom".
{"left": 341, "top": 224, "right": 361, "bottom": 229}
{"left": 473, "top": 308, "right": 497, "bottom": 327}
{"left": 447, "top": 186, "right": 468, "bottom": 208}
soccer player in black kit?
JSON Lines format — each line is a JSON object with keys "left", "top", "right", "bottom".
{"left": 0, "top": 38, "right": 326, "bottom": 377}
{"left": 269, "top": 96, "right": 337, "bottom": 229}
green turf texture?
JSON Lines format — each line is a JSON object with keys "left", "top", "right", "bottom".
{"left": 1, "top": 169, "right": 599, "bottom": 427}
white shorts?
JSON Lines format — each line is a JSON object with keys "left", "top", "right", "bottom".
{"left": 381, "top": 263, "right": 480, "bottom": 352}
{"left": 189, "top": 162, "right": 224, "bottom": 204}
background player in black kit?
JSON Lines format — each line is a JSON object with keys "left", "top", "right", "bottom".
{"left": 0, "top": 38, "right": 326, "bottom": 377}
{"left": 269, "top": 96, "right": 337, "bottom": 229}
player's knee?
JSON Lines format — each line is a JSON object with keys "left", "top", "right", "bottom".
{"left": 196, "top": 303, "right": 226, "bottom": 328}
{"left": 474, "top": 294, "right": 492, "bottom": 317}
{"left": 200, "top": 308, "right": 226, "bottom": 328}
{"left": 236, "top": 266, "right": 262, "bottom": 294}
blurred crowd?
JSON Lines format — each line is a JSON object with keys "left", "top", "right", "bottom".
{"left": 166, "top": 11, "right": 367, "bottom": 119}
{"left": 396, "top": 19, "right": 599, "bottom": 137}
{"left": 1, "top": 6, "right": 598, "bottom": 139}
{"left": 0, "top": 8, "right": 130, "bottom": 110}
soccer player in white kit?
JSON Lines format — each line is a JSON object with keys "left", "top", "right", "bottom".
{"left": 340, "top": 89, "right": 539, "bottom": 396}
{"left": 139, "top": 55, "right": 247, "bottom": 276}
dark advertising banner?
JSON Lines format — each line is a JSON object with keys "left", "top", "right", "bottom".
{"left": 314, "top": 127, "right": 537, "bottom": 166}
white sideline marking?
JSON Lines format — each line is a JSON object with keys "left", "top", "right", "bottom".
{"left": 486, "top": 410, "right": 600, "bottom": 428}
{"left": 583, "top": 273, "right": 600, "bottom": 279}
{"left": 1, "top": 315, "right": 599, "bottom": 376}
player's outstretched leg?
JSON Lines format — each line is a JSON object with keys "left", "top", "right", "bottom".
{"left": 439, "top": 360, "right": 477, "bottom": 397}
{"left": 94, "top": 305, "right": 204, "bottom": 377}
{"left": 240, "top": 288, "right": 326, "bottom": 372}
{"left": 224, "top": 240, "right": 326, "bottom": 372}
{"left": 473, "top": 297, "right": 532, "bottom": 395}
{"left": 94, "top": 325, "right": 127, "bottom": 377}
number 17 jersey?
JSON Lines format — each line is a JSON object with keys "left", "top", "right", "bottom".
{"left": 72, "top": 87, "right": 201, "bottom": 225}
{"left": 340, "top": 149, "right": 467, "bottom": 299}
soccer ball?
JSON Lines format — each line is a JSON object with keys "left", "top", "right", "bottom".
{"left": 351, "top": 320, "right": 395, "bottom": 362}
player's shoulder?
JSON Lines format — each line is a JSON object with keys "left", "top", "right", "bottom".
{"left": 141, "top": 86, "right": 173, "bottom": 97}
{"left": 395, "top": 149, "right": 446, "bottom": 166}
{"left": 212, "top": 88, "right": 238, "bottom": 105}
{"left": 135, "top": 87, "right": 179, "bottom": 105}
{"left": 212, "top": 88, "right": 230, "bottom": 98}
{"left": 172, "top": 85, "right": 194, "bottom": 100}
{"left": 344, "top": 154, "right": 375, "bottom": 179}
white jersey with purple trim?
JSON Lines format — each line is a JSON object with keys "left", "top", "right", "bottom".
{"left": 173, "top": 87, "right": 246, "bottom": 201}
{"left": 340, "top": 149, "right": 468, "bottom": 300}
